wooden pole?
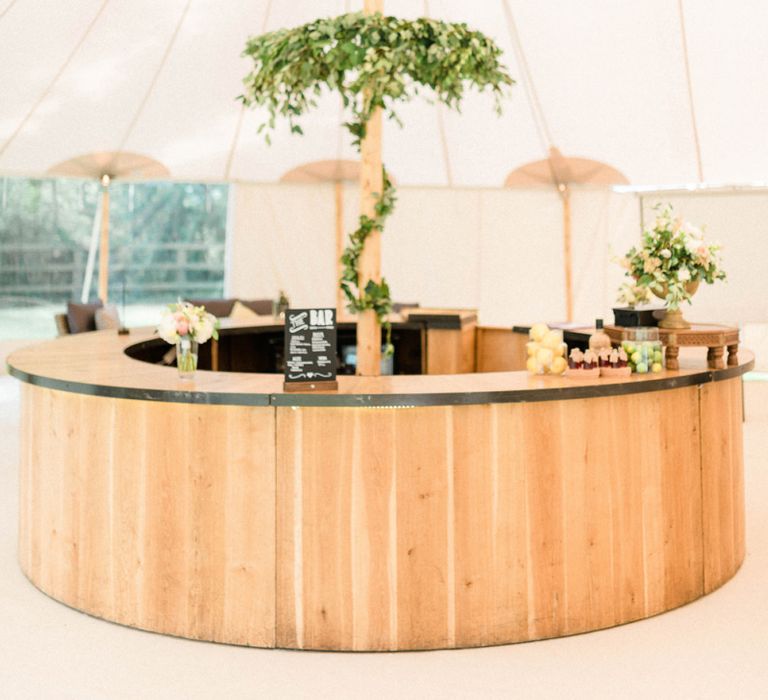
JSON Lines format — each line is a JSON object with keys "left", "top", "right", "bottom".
{"left": 560, "top": 184, "right": 574, "bottom": 322}
{"left": 98, "top": 176, "right": 111, "bottom": 303}
{"left": 356, "top": 0, "right": 383, "bottom": 376}
{"left": 334, "top": 180, "right": 347, "bottom": 320}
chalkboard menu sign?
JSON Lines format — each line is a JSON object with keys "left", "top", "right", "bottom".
{"left": 283, "top": 308, "right": 338, "bottom": 391}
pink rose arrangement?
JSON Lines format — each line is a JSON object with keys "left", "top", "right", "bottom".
{"left": 158, "top": 301, "right": 219, "bottom": 345}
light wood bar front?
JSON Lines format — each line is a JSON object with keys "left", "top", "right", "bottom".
{"left": 8, "top": 327, "right": 751, "bottom": 651}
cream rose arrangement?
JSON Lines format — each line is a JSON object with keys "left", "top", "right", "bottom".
{"left": 157, "top": 301, "right": 219, "bottom": 345}
{"left": 617, "top": 205, "right": 726, "bottom": 310}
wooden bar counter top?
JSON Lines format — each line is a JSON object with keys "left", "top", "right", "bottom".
{"left": 7, "top": 324, "right": 753, "bottom": 651}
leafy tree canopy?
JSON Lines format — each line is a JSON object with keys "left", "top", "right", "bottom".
{"left": 241, "top": 12, "right": 514, "bottom": 145}
{"left": 241, "top": 12, "right": 513, "bottom": 351}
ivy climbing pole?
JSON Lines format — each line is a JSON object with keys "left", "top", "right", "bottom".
{"left": 241, "top": 8, "right": 512, "bottom": 376}
{"left": 357, "top": 0, "right": 384, "bottom": 375}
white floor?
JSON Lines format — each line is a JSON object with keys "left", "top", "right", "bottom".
{"left": 0, "top": 376, "right": 766, "bottom": 700}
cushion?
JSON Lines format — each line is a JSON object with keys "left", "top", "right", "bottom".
{"left": 54, "top": 313, "right": 71, "bottom": 336}
{"left": 95, "top": 304, "right": 121, "bottom": 330}
{"left": 229, "top": 300, "right": 261, "bottom": 322}
{"left": 66, "top": 300, "right": 103, "bottom": 334}
{"left": 240, "top": 298, "right": 274, "bottom": 315}
{"left": 185, "top": 298, "right": 236, "bottom": 318}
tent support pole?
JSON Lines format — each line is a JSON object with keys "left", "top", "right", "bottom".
{"left": 561, "top": 184, "right": 574, "bottom": 322}
{"left": 356, "top": 0, "right": 383, "bottom": 376}
{"left": 98, "top": 179, "right": 110, "bottom": 303}
{"left": 335, "top": 181, "right": 347, "bottom": 320}
{"left": 81, "top": 190, "right": 103, "bottom": 302}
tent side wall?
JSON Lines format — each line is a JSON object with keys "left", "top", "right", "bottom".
{"left": 229, "top": 182, "right": 635, "bottom": 323}
{"left": 228, "top": 183, "right": 768, "bottom": 368}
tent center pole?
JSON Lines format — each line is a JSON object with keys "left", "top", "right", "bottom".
{"left": 98, "top": 176, "right": 111, "bottom": 303}
{"left": 560, "top": 183, "right": 574, "bottom": 323}
{"left": 356, "top": 0, "right": 384, "bottom": 376}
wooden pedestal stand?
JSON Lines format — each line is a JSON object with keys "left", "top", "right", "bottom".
{"left": 605, "top": 323, "right": 740, "bottom": 370}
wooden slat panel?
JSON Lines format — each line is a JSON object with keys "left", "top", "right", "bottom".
{"left": 426, "top": 324, "right": 477, "bottom": 374}
{"left": 522, "top": 402, "right": 567, "bottom": 639}
{"left": 222, "top": 406, "right": 277, "bottom": 645}
{"left": 488, "top": 403, "right": 529, "bottom": 642}
{"left": 275, "top": 406, "right": 300, "bottom": 648}
{"left": 659, "top": 389, "right": 704, "bottom": 609}
{"left": 461, "top": 323, "right": 477, "bottom": 374}
{"left": 141, "top": 401, "right": 192, "bottom": 635}
{"left": 353, "top": 409, "right": 398, "bottom": 649}
{"left": 277, "top": 406, "right": 451, "bottom": 649}
{"left": 111, "top": 399, "right": 145, "bottom": 628}
{"left": 452, "top": 404, "right": 496, "bottom": 646}
{"left": 273, "top": 387, "right": 707, "bottom": 650}
{"left": 276, "top": 407, "right": 398, "bottom": 650}
{"left": 17, "top": 378, "right": 744, "bottom": 651}
{"left": 18, "top": 386, "right": 275, "bottom": 647}
{"left": 701, "top": 378, "right": 746, "bottom": 592}
{"left": 43, "top": 388, "right": 76, "bottom": 599}
{"left": 18, "top": 384, "right": 33, "bottom": 583}
{"left": 303, "top": 408, "right": 355, "bottom": 649}
{"left": 186, "top": 407, "right": 228, "bottom": 640}
{"left": 583, "top": 399, "right": 625, "bottom": 629}
{"left": 602, "top": 397, "right": 644, "bottom": 625}
{"left": 558, "top": 399, "right": 591, "bottom": 635}
{"left": 476, "top": 327, "right": 528, "bottom": 372}
{"left": 75, "top": 393, "right": 113, "bottom": 616}
{"left": 394, "top": 407, "right": 451, "bottom": 648}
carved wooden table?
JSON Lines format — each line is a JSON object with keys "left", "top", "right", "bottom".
{"left": 605, "top": 324, "right": 740, "bottom": 370}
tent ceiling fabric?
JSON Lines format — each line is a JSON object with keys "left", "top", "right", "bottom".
{"left": 280, "top": 159, "right": 360, "bottom": 184}
{"left": 1, "top": 0, "right": 767, "bottom": 187}
{"left": 504, "top": 148, "right": 629, "bottom": 187}
{"left": 47, "top": 151, "right": 170, "bottom": 179}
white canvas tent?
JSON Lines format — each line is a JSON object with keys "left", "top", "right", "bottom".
{"left": 2, "top": 0, "right": 768, "bottom": 184}
{"left": 1, "top": 0, "right": 768, "bottom": 363}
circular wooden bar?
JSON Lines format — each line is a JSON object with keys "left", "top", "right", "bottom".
{"left": 8, "top": 326, "right": 751, "bottom": 651}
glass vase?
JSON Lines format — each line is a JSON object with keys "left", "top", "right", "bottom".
{"left": 176, "top": 337, "right": 198, "bottom": 379}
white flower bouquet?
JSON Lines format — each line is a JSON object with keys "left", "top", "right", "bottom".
{"left": 617, "top": 205, "right": 726, "bottom": 310}
{"left": 157, "top": 301, "right": 219, "bottom": 377}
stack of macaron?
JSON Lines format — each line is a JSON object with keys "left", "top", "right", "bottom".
{"left": 525, "top": 323, "right": 568, "bottom": 375}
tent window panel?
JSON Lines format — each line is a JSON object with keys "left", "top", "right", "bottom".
{"left": 0, "top": 178, "right": 96, "bottom": 308}
{"left": 106, "top": 182, "right": 228, "bottom": 305}
{"left": 0, "top": 178, "right": 229, "bottom": 338}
